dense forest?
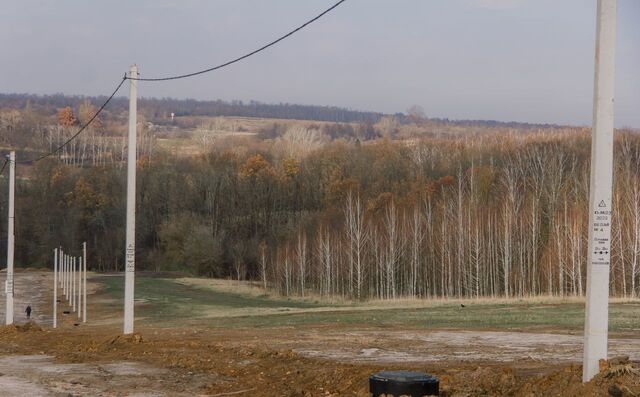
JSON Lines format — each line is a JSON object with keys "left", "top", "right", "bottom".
{"left": 0, "top": 95, "right": 639, "bottom": 300}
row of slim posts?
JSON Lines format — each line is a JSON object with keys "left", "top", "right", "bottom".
{"left": 52, "top": 242, "right": 87, "bottom": 328}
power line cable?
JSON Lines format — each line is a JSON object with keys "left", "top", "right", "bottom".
{"left": 0, "top": 158, "right": 8, "bottom": 175}
{"left": 14, "top": 0, "right": 347, "bottom": 163}
{"left": 128, "top": 0, "right": 347, "bottom": 82}
{"left": 18, "top": 76, "right": 127, "bottom": 164}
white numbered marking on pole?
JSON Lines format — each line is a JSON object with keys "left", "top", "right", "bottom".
{"left": 592, "top": 199, "right": 611, "bottom": 266}
{"left": 126, "top": 244, "right": 135, "bottom": 272}
{"left": 5, "top": 279, "right": 13, "bottom": 294}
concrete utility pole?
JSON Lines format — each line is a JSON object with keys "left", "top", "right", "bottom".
{"left": 72, "top": 257, "right": 76, "bottom": 312}
{"left": 62, "top": 253, "right": 65, "bottom": 297}
{"left": 4, "top": 151, "right": 15, "bottom": 325}
{"left": 83, "top": 242, "right": 87, "bottom": 323}
{"left": 53, "top": 248, "right": 58, "bottom": 328}
{"left": 583, "top": 0, "right": 617, "bottom": 383}
{"left": 124, "top": 64, "right": 138, "bottom": 335}
{"left": 78, "top": 255, "right": 82, "bottom": 319}
{"left": 64, "top": 254, "right": 67, "bottom": 299}
{"left": 68, "top": 255, "right": 71, "bottom": 300}
{"left": 60, "top": 249, "right": 63, "bottom": 290}
{"left": 65, "top": 254, "right": 69, "bottom": 303}
{"left": 67, "top": 255, "right": 70, "bottom": 302}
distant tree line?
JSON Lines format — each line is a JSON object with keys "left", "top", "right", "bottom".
{"left": 1, "top": 125, "right": 639, "bottom": 300}
{"left": 0, "top": 93, "right": 383, "bottom": 124}
{"left": 0, "top": 93, "right": 566, "bottom": 130}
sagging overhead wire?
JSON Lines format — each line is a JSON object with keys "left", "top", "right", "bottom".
{"left": 15, "top": 0, "right": 348, "bottom": 163}
{"left": 18, "top": 76, "right": 128, "bottom": 164}
{"left": 0, "top": 158, "right": 8, "bottom": 175}
{"left": 127, "top": 0, "right": 347, "bottom": 82}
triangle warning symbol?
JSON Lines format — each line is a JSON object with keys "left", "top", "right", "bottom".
{"left": 598, "top": 200, "right": 606, "bottom": 208}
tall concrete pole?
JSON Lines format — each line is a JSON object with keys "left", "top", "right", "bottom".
{"left": 59, "top": 250, "right": 63, "bottom": 307}
{"left": 72, "top": 257, "right": 76, "bottom": 312}
{"left": 4, "top": 151, "right": 15, "bottom": 325}
{"left": 62, "top": 253, "right": 65, "bottom": 297}
{"left": 67, "top": 255, "right": 70, "bottom": 302}
{"left": 77, "top": 255, "right": 82, "bottom": 319}
{"left": 68, "top": 255, "right": 71, "bottom": 305}
{"left": 58, "top": 248, "right": 62, "bottom": 288}
{"left": 60, "top": 249, "right": 63, "bottom": 288}
{"left": 64, "top": 254, "right": 67, "bottom": 299}
{"left": 124, "top": 64, "right": 138, "bottom": 335}
{"left": 65, "top": 254, "right": 68, "bottom": 299}
{"left": 583, "top": 0, "right": 617, "bottom": 382}
{"left": 53, "top": 248, "right": 58, "bottom": 328}
{"left": 83, "top": 242, "right": 87, "bottom": 323}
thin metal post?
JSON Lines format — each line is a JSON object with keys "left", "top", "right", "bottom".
{"left": 124, "top": 64, "right": 138, "bottom": 335}
{"left": 583, "top": 0, "right": 617, "bottom": 382}
{"left": 53, "top": 248, "right": 58, "bottom": 328}
{"left": 83, "top": 242, "right": 87, "bottom": 323}
{"left": 5, "top": 151, "right": 15, "bottom": 325}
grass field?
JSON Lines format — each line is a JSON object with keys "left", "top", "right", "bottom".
{"left": 96, "top": 275, "right": 322, "bottom": 326}
{"left": 96, "top": 274, "right": 640, "bottom": 332}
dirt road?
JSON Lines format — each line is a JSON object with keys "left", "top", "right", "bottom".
{"left": 0, "top": 270, "right": 52, "bottom": 326}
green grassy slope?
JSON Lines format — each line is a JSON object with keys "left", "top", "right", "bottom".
{"left": 96, "top": 275, "right": 640, "bottom": 332}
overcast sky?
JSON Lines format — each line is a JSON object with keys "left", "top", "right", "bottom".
{"left": 1, "top": 1, "right": 638, "bottom": 127}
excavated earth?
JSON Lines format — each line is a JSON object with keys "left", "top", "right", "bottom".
{"left": 0, "top": 271, "right": 638, "bottom": 396}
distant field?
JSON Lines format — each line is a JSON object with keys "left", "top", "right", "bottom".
{"left": 95, "top": 275, "right": 324, "bottom": 327}
{"left": 154, "top": 115, "right": 351, "bottom": 156}
{"left": 96, "top": 274, "right": 640, "bottom": 332}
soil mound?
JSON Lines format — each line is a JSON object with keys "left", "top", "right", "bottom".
{"left": 514, "top": 357, "right": 640, "bottom": 397}
{"left": 0, "top": 322, "right": 43, "bottom": 335}
{"left": 18, "top": 322, "right": 43, "bottom": 332}
{"left": 105, "top": 333, "right": 144, "bottom": 346}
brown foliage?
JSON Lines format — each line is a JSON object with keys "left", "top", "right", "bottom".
{"left": 240, "top": 154, "right": 273, "bottom": 179}
{"left": 57, "top": 106, "right": 77, "bottom": 127}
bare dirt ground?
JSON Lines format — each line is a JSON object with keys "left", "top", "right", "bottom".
{"left": 0, "top": 354, "right": 187, "bottom": 397}
{"left": 0, "top": 271, "right": 639, "bottom": 396}
{"left": 0, "top": 270, "right": 52, "bottom": 326}
{"left": 293, "top": 329, "right": 640, "bottom": 364}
